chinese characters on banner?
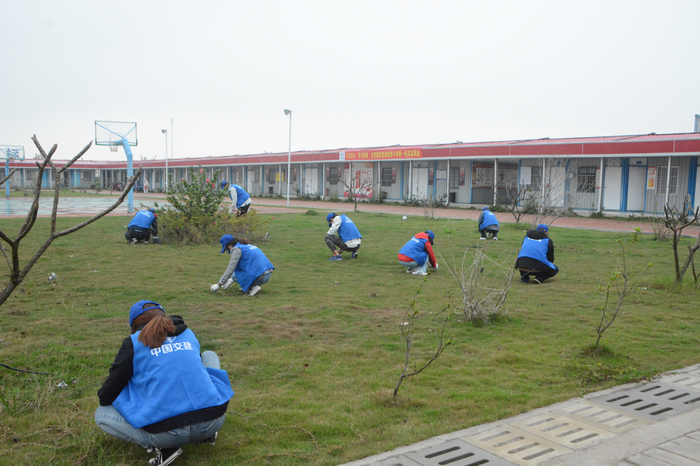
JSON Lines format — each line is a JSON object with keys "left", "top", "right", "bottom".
{"left": 344, "top": 148, "right": 422, "bottom": 160}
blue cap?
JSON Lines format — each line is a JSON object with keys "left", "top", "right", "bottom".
{"left": 483, "top": 206, "right": 489, "bottom": 211}
{"left": 425, "top": 230, "right": 435, "bottom": 241}
{"left": 219, "top": 234, "right": 235, "bottom": 254}
{"left": 148, "top": 208, "right": 155, "bottom": 214}
{"left": 326, "top": 213, "right": 335, "bottom": 224}
{"left": 220, "top": 181, "right": 228, "bottom": 189}
{"left": 537, "top": 224, "right": 549, "bottom": 232}
{"left": 129, "top": 300, "right": 164, "bottom": 326}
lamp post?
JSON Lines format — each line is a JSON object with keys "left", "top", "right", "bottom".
{"left": 284, "top": 109, "right": 292, "bottom": 207}
{"left": 161, "top": 129, "right": 168, "bottom": 191}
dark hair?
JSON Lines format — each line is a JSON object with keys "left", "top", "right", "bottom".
{"left": 130, "top": 308, "right": 175, "bottom": 348}
{"left": 227, "top": 237, "right": 251, "bottom": 250}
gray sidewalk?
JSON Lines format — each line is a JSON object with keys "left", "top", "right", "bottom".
{"left": 341, "top": 364, "right": 700, "bottom": 466}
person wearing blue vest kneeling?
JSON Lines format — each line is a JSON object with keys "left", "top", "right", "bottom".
{"left": 325, "top": 213, "right": 362, "bottom": 261}
{"left": 398, "top": 231, "right": 439, "bottom": 276}
{"left": 125, "top": 208, "right": 158, "bottom": 244}
{"left": 95, "top": 300, "right": 234, "bottom": 466}
{"left": 211, "top": 234, "right": 274, "bottom": 296}
{"left": 225, "top": 182, "right": 252, "bottom": 217}
{"left": 514, "top": 224, "right": 559, "bottom": 284}
{"left": 478, "top": 206, "right": 500, "bottom": 240}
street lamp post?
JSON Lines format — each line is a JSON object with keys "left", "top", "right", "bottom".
{"left": 284, "top": 109, "right": 292, "bottom": 207}
{"left": 161, "top": 129, "right": 168, "bottom": 191}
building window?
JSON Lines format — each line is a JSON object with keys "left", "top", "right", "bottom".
{"left": 381, "top": 167, "right": 393, "bottom": 187}
{"left": 577, "top": 166, "right": 596, "bottom": 193}
{"left": 253, "top": 170, "right": 260, "bottom": 184}
{"left": 329, "top": 167, "right": 339, "bottom": 185}
{"left": 449, "top": 167, "right": 460, "bottom": 189}
{"left": 656, "top": 166, "right": 679, "bottom": 195}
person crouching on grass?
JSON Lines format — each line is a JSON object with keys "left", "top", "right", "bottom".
{"left": 211, "top": 234, "right": 275, "bottom": 297}
{"left": 324, "top": 212, "right": 362, "bottom": 261}
{"left": 95, "top": 300, "right": 233, "bottom": 466}
{"left": 398, "top": 230, "right": 438, "bottom": 276}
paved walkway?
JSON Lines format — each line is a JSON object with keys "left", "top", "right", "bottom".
{"left": 341, "top": 364, "right": 700, "bottom": 466}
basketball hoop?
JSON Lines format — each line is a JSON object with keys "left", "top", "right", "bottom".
{"left": 109, "top": 145, "right": 118, "bottom": 152}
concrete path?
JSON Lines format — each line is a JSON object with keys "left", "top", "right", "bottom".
{"left": 3, "top": 192, "right": 698, "bottom": 239}
{"left": 341, "top": 364, "right": 700, "bottom": 466}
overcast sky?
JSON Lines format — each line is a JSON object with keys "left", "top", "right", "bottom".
{"left": 2, "top": 1, "right": 699, "bottom": 162}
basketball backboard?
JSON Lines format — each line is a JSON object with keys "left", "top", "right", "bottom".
{"left": 95, "top": 121, "right": 138, "bottom": 146}
{"left": 0, "top": 145, "right": 25, "bottom": 161}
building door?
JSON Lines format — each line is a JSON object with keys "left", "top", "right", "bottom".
{"left": 247, "top": 170, "right": 254, "bottom": 193}
{"left": 411, "top": 168, "right": 428, "bottom": 199}
{"left": 604, "top": 167, "right": 622, "bottom": 211}
{"left": 627, "top": 167, "right": 646, "bottom": 211}
{"left": 549, "top": 167, "right": 566, "bottom": 207}
{"left": 305, "top": 168, "right": 318, "bottom": 195}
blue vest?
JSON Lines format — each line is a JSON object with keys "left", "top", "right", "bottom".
{"left": 399, "top": 236, "right": 428, "bottom": 266}
{"left": 234, "top": 244, "right": 274, "bottom": 292}
{"left": 479, "top": 211, "right": 499, "bottom": 230}
{"left": 128, "top": 210, "right": 155, "bottom": 230}
{"left": 338, "top": 215, "right": 362, "bottom": 243}
{"left": 230, "top": 185, "right": 250, "bottom": 208}
{"left": 517, "top": 236, "right": 555, "bottom": 270}
{"left": 113, "top": 329, "right": 234, "bottom": 429}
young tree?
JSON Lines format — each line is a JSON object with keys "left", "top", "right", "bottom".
{"left": 663, "top": 195, "right": 700, "bottom": 283}
{"left": 594, "top": 239, "right": 651, "bottom": 348}
{"left": 528, "top": 156, "right": 572, "bottom": 229}
{"left": 493, "top": 180, "right": 536, "bottom": 226}
{"left": 342, "top": 168, "right": 379, "bottom": 212}
{"left": 439, "top": 243, "right": 514, "bottom": 325}
{"left": 394, "top": 280, "right": 453, "bottom": 398}
{"left": 0, "top": 136, "right": 141, "bottom": 306}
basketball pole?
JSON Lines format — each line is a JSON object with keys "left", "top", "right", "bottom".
{"left": 120, "top": 138, "right": 134, "bottom": 213}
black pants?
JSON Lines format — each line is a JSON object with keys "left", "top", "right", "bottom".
{"left": 324, "top": 234, "right": 359, "bottom": 253}
{"left": 125, "top": 227, "right": 151, "bottom": 243}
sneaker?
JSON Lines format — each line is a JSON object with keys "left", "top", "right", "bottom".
{"left": 479, "top": 237, "right": 486, "bottom": 240}
{"left": 412, "top": 270, "right": 427, "bottom": 276}
{"left": 247, "top": 285, "right": 261, "bottom": 296}
{"left": 222, "top": 278, "right": 234, "bottom": 289}
{"left": 521, "top": 277, "right": 530, "bottom": 283}
{"left": 131, "top": 238, "right": 138, "bottom": 244}
{"left": 148, "top": 447, "right": 183, "bottom": 466}
{"left": 493, "top": 237, "right": 498, "bottom": 241}
{"left": 351, "top": 252, "right": 359, "bottom": 259}
{"left": 533, "top": 278, "right": 543, "bottom": 285}
{"left": 144, "top": 241, "right": 149, "bottom": 244}
{"left": 328, "top": 255, "right": 342, "bottom": 261}
{"left": 202, "top": 431, "right": 218, "bottom": 445}
{"left": 406, "top": 268, "right": 415, "bottom": 274}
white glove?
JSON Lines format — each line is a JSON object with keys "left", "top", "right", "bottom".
{"left": 210, "top": 284, "right": 220, "bottom": 293}
{"left": 222, "top": 278, "right": 234, "bottom": 289}
{"left": 435, "top": 263, "right": 439, "bottom": 270}
{"left": 430, "top": 263, "right": 439, "bottom": 270}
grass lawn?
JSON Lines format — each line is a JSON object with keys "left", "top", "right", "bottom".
{"left": 1, "top": 211, "right": 698, "bottom": 465}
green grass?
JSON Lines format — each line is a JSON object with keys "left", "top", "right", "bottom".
{"left": 7, "top": 188, "right": 117, "bottom": 198}
{"left": 1, "top": 212, "right": 699, "bottom": 465}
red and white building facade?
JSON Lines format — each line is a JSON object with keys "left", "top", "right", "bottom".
{"left": 7, "top": 132, "right": 700, "bottom": 215}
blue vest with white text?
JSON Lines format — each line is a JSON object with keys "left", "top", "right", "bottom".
{"left": 399, "top": 236, "right": 429, "bottom": 266}
{"left": 113, "top": 329, "right": 233, "bottom": 429}
{"left": 128, "top": 210, "right": 155, "bottom": 230}
{"left": 338, "top": 215, "right": 362, "bottom": 243}
{"left": 479, "top": 211, "right": 499, "bottom": 230}
{"left": 517, "top": 236, "right": 555, "bottom": 270}
{"left": 230, "top": 185, "right": 250, "bottom": 208}
{"left": 234, "top": 244, "right": 275, "bottom": 292}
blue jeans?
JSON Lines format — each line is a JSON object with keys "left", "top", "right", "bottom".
{"left": 231, "top": 269, "right": 273, "bottom": 287}
{"left": 95, "top": 351, "right": 225, "bottom": 449}
{"left": 399, "top": 260, "right": 427, "bottom": 273}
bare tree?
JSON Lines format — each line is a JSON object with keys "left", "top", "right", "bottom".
{"left": 393, "top": 280, "right": 453, "bottom": 398}
{"left": 493, "top": 180, "right": 536, "bottom": 226}
{"left": 0, "top": 168, "right": 17, "bottom": 187}
{"left": 0, "top": 135, "right": 142, "bottom": 306}
{"left": 594, "top": 239, "right": 651, "bottom": 348}
{"left": 528, "top": 156, "right": 572, "bottom": 229}
{"left": 663, "top": 195, "right": 700, "bottom": 283}
{"left": 439, "top": 243, "right": 514, "bottom": 325}
{"left": 342, "top": 171, "right": 379, "bottom": 212}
